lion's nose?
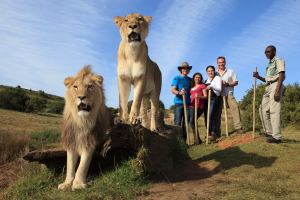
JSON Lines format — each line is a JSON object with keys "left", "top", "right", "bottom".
{"left": 129, "top": 24, "right": 137, "bottom": 29}
{"left": 77, "top": 96, "right": 86, "bottom": 100}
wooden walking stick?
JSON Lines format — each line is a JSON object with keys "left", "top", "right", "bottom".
{"left": 206, "top": 90, "right": 211, "bottom": 145}
{"left": 223, "top": 85, "right": 229, "bottom": 137}
{"left": 253, "top": 67, "right": 257, "bottom": 139}
{"left": 194, "top": 93, "right": 199, "bottom": 144}
{"left": 182, "top": 88, "right": 190, "bottom": 145}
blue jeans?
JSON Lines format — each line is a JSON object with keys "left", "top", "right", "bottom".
{"left": 204, "top": 96, "right": 220, "bottom": 134}
{"left": 174, "top": 103, "right": 190, "bottom": 139}
{"left": 189, "top": 107, "right": 204, "bottom": 133}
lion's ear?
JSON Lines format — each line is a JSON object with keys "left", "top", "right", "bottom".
{"left": 93, "top": 75, "right": 104, "bottom": 87}
{"left": 144, "top": 16, "right": 152, "bottom": 25}
{"left": 64, "top": 77, "right": 76, "bottom": 88}
{"left": 114, "top": 16, "right": 123, "bottom": 28}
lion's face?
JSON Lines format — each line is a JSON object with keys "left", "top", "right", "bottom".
{"left": 114, "top": 13, "right": 152, "bottom": 46}
{"left": 64, "top": 66, "right": 104, "bottom": 117}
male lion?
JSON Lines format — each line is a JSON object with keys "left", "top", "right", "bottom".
{"left": 58, "top": 65, "right": 115, "bottom": 190}
{"left": 114, "top": 13, "right": 162, "bottom": 132}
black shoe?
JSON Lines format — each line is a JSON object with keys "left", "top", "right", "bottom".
{"left": 266, "top": 137, "right": 282, "bottom": 144}
{"left": 259, "top": 132, "right": 272, "bottom": 137}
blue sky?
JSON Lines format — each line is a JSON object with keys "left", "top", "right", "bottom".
{"left": 1, "top": 0, "right": 300, "bottom": 109}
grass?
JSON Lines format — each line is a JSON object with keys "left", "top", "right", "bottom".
{"left": 2, "top": 159, "right": 150, "bottom": 200}
{"left": 1, "top": 108, "right": 300, "bottom": 199}
{"left": 187, "top": 126, "right": 300, "bottom": 199}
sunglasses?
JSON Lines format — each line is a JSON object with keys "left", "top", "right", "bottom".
{"left": 265, "top": 51, "right": 271, "bottom": 54}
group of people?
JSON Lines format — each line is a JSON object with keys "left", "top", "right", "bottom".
{"left": 171, "top": 45, "right": 285, "bottom": 145}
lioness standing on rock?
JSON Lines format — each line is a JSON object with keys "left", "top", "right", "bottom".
{"left": 114, "top": 13, "right": 162, "bottom": 132}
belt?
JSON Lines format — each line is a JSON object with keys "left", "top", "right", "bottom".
{"left": 266, "top": 79, "right": 277, "bottom": 86}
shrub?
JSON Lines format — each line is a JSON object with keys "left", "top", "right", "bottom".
{"left": 0, "top": 87, "right": 29, "bottom": 111}
{"left": 25, "top": 97, "right": 47, "bottom": 113}
{"left": 240, "top": 82, "right": 300, "bottom": 130}
{"left": 46, "top": 101, "right": 65, "bottom": 114}
{"left": 127, "top": 100, "right": 165, "bottom": 113}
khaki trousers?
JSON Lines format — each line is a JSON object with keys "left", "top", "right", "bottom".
{"left": 259, "top": 82, "right": 283, "bottom": 140}
{"left": 215, "top": 94, "right": 243, "bottom": 135}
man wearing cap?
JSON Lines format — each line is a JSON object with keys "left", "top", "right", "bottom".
{"left": 253, "top": 45, "right": 285, "bottom": 143}
{"left": 171, "top": 62, "right": 192, "bottom": 140}
{"left": 215, "top": 56, "right": 244, "bottom": 136}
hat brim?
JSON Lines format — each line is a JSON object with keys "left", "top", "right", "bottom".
{"left": 178, "top": 66, "right": 192, "bottom": 71}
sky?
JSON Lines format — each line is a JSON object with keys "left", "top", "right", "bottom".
{"left": 1, "top": 0, "right": 300, "bottom": 109}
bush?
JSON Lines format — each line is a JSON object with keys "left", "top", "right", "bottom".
{"left": 108, "top": 107, "right": 119, "bottom": 114}
{"left": 46, "top": 101, "right": 65, "bottom": 114}
{"left": 127, "top": 100, "right": 165, "bottom": 113}
{"left": 25, "top": 97, "right": 47, "bottom": 113}
{"left": 0, "top": 87, "right": 29, "bottom": 111}
{"left": 240, "top": 82, "right": 300, "bottom": 130}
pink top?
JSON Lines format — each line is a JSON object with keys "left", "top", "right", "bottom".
{"left": 189, "top": 84, "right": 206, "bottom": 109}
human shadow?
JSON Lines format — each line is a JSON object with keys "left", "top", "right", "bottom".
{"left": 150, "top": 146, "right": 277, "bottom": 183}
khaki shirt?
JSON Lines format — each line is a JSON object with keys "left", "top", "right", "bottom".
{"left": 265, "top": 56, "right": 285, "bottom": 82}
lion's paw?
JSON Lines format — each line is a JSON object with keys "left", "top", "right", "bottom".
{"left": 72, "top": 182, "right": 87, "bottom": 191}
{"left": 131, "top": 116, "right": 142, "bottom": 125}
{"left": 58, "top": 182, "right": 72, "bottom": 190}
{"left": 113, "top": 116, "right": 122, "bottom": 125}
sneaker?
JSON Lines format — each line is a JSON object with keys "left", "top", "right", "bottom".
{"left": 266, "top": 137, "right": 282, "bottom": 144}
{"left": 236, "top": 128, "right": 245, "bottom": 134}
{"left": 259, "top": 132, "right": 272, "bottom": 137}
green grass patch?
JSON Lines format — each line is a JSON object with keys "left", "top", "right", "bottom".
{"left": 30, "top": 129, "right": 61, "bottom": 149}
{"left": 2, "top": 159, "right": 150, "bottom": 200}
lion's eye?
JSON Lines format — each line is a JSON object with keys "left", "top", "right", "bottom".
{"left": 73, "top": 86, "right": 77, "bottom": 89}
{"left": 88, "top": 85, "right": 93, "bottom": 89}
{"left": 124, "top": 19, "right": 128, "bottom": 22}
{"left": 138, "top": 18, "right": 143, "bottom": 21}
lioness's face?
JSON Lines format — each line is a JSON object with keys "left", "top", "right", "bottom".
{"left": 114, "top": 13, "right": 152, "bottom": 45}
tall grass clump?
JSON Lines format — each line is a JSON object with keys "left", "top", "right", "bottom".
{"left": 0, "top": 130, "right": 29, "bottom": 164}
{"left": 172, "top": 136, "right": 190, "bottom": 164}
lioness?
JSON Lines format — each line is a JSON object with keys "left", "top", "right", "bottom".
{"left": 114, "top": 13, "right": 162, "bottom": 132}
{"left": 58, "top": 65, "right": 116, "bottom": 190}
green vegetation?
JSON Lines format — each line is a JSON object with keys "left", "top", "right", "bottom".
{"left": 3, "top": 159, "right": 150, "bottom": 200}
{"left": 127, "top": 99, "right": 165, "bottom": 113}
{"left": 240, "top": 82, "right": 300, "bottom": 130}
{"left": 0, "top": 85, "right": 64, "bottom": 114}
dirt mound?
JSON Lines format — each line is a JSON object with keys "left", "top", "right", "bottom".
{"left": 217, "top": 133, "right": 262, "bottom": 150}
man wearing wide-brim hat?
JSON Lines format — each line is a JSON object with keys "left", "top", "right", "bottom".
{"left": 171, "top": 62, "right": 192, "bottom": 140}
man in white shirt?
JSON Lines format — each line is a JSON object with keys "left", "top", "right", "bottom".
{"left": 215, "top": 56, "right": 244, "bottom": 136}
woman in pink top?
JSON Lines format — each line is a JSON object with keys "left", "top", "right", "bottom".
{"left": 189, "top": 72, "right": 207, "bottom": 145}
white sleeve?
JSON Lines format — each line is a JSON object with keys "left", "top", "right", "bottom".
{"left": 211, "top": 76, "right": 222, "bottom": 92}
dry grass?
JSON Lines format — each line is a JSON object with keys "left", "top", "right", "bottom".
{"left": 0, "top": 108, "right": 62, "bottom": 133}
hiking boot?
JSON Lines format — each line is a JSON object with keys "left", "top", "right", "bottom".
{"left": 236, "top": 128, "right": 245, "bottom": 134}
{"left": 208, "top": 132, "right": 216, "bottom": 141}
{"left": 259, "top": 132, "right": 272, "bottom": 137}
{"left": 266, "top": 137, "right": 282, "bottom": 144}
